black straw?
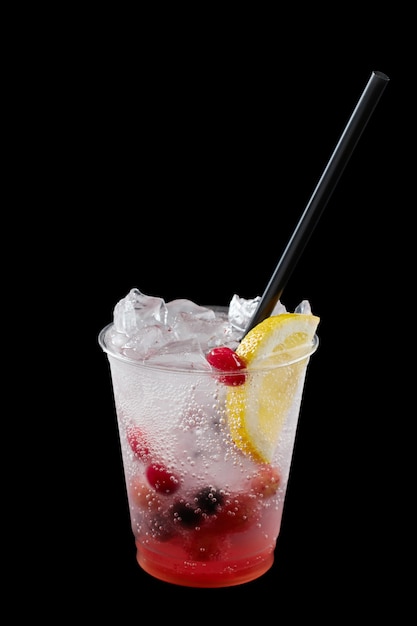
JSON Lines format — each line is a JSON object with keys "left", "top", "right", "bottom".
{"left": 243, "top": 70, "right": 390, "bottom": 336}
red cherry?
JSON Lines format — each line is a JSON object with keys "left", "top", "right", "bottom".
{"left": 206, "top": 346, "right": 246, "bottom": 386}
{"left": 146, "top": 463, "right": 180, "bottom": 495}
{"left": 126, "top": 425, "right": 151, "bottom": 460}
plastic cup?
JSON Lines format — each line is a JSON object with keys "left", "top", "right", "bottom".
{"left": 98, "top": 312, "right": 319, "bottom": 588}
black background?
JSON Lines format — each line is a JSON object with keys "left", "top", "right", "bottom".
{"left": 23, "top": 24, "right": 413, "bottom": 620}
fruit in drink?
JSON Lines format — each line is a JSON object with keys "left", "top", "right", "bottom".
{"left": 226, "top": 313, "right": 320, "bottom": 463}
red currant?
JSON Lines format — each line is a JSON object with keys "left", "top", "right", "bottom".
{"left": 126, "top": 425, "right": 151, "bottom": 460}
{"left": 146, "top": 463, "right": 180, "bottom": 495}
{"left": 206, "top": 346, "right": 246, "bottom": 386}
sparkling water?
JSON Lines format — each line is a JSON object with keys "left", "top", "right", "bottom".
{"left": 99, "top": 288, "right": 316, "bottom": 587}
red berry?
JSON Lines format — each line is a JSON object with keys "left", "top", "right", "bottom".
{"left": 128, "top": 475, "right": 162, "bottom": 510}
{"left": 250, "top": 465, "right": 281, "bottom": 498}
{"left": 209, "top": 493, "right": 257, "bottom": 534}
{"left": 206, "top": 346, "right": 246, "bottom": 386}
{"left": 126, "top": 425, "right": 151, "bottom": 460}
{"left": 146, "top": 463, "right": 180, "bottom": 495}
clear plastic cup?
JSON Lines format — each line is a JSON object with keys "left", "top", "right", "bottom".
{"left": 99, "top": 317, "right": 318, "bottom": 588}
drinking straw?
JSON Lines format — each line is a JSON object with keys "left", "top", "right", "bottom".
{"left": 243, "top": 70, "right": 390, "bottom": 336}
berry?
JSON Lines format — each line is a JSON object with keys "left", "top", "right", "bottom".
{"left": 206, "top": 346, "right": 246, "bottom": 386}
{"left": 194, "top": 486, "right": 225, "bottom": 514}
{"left": 129, "top": 476, "right": 162, "bottom": 511}
{"left": 126, "top": 425, "right": 151, "bottom": 460}
{"left": 170, "top": 486, "right": 224, "bottom": 529}
{"left": 250, "top": 465, "right": 281, "bottom": 498}
{"left": 172, "top": 500, "right": 203, "bottom": 527}
{"left": 209, "top": 493, "right": 258, "bottom": 534}
{"left": 146, "top": 463, "right": 180, "bottom": 495}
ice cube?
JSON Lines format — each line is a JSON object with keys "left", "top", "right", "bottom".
{"left": 106, "top": 288, "right": 313, "bottom": 366}
{"left": 294, "top": 300, "right": 312, "bottom": 315}
{"left": 121, "top": 324, "right": 175, "bottom": 359}
{"left": 164, "top": 298, "right": 236, "bottom": 349}
{"left": 228, "top": 294, "right": 261, "bottom": 332}
{"left": 113, "top": 288, "right": 167, "bottom": 335}
{"left": 144, "top": 342, "right": 211, "bottom": 370}
{"left": 166, "top": 299, "right": 215, "bottom": 326}
{"left": 228, "top": 294, "right": 290, "bottom": 330}
{"left": 271, "top": 300, "right": 287, "bottom": 315}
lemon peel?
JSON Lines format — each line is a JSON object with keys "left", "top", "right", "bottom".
{"left": 226, "top": 313, "right": 319, "bottom": 463}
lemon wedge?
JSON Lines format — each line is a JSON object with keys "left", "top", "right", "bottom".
{"left": 226, "top": 313, "right": 319, "bottom": 463}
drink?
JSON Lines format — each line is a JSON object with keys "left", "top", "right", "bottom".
{"left": 99, "top": 288, "right": 319, "bottom": 588}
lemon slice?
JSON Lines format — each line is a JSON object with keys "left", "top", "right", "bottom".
{"left": 226, "top": 313, "right": 319, "bottom": 463}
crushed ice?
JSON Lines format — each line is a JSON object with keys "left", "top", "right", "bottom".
{"left": 106, "top": 287, "right": 312, "bottom": 366}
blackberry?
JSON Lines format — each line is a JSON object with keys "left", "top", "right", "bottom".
{"left": 195, "top": 486, "right": 225, "bottom": 515}
{"left": 172, "top": 500, "right": 203, "bottom": 528}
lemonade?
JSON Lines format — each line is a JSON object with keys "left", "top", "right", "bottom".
{"left": 99, "top": 288, "right": 319, "bottom": 587}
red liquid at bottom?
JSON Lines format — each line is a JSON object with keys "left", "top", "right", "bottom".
{"left": 136, "top": 541, "right": 274, "bottom": 588}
